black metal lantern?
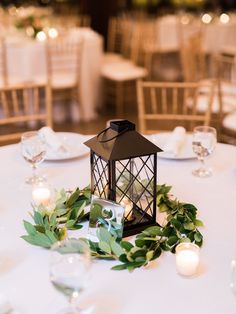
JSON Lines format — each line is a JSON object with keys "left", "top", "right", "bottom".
{"left": 84, "top": 120, "right": 162, "bottom": 237}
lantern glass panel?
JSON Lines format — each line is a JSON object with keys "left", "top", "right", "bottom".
{"left": 115, "top": 155, "right": 155, "bottom": 223}
{"left": 92, "top": 154, "right": 109, "bottom": 199}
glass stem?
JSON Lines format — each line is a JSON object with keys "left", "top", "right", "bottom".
{"left": 199, "top": 157, "right": 205, "bottom": 169}
{"left": 68, "top": 292, "right": 79, "bottom": 312}
{"left": 32, "top": 163, "right": 38, "bottom": 179}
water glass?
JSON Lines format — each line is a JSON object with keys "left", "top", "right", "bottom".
{"left": 50, "top": 239, "right": 91, "bottom": 314}
{"left": 192, "top": 126, "right": 217, "bottom": 178}
{"left": 21, "top": 131, "right": 47, "bottom": 184}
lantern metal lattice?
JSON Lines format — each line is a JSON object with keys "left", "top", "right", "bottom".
{"left": 84, "top": 120, "right": 162, "bottom": 237}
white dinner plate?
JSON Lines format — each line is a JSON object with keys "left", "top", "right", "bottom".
{"left": 45, "top": 132, "right": 90, "bottom": 161}
{"left": 147, "top": 133, "right": 196, "bottom": 160}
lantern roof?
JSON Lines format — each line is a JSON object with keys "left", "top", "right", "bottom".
{"left": 84, "top": 120, "right": 162, "bottom": 161}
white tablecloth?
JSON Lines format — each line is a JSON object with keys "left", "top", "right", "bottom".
{"left": 0, "top": 139, "right": 236, "bottom": 313}
{"left": 4, "top": 28, "right": 103, "bottom": 122}
{"left": 155, "top": 15, "right": 236, "bottom": 54}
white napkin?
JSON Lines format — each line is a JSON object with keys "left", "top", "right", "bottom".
{"left": 39, "top": 127, "right": 65, "bottom": 152}
{"left": 163, "top": 127, "right": 186, "bottom": 156}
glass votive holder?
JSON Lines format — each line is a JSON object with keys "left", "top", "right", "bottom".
{"left": 32, "top": 182, "right": 53, "bottom": 206}
{"left": 175, "top": 243, "right": 200, "bottom": 277}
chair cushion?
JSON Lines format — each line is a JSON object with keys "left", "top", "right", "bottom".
{"left": 102, "top": 53, "right": 124, "bottom": 65}
{"left": 50, "top": 73, "right": 77, "bottom": 89}
{"left": 101, "top": 61, "right": 147, "bottom": 81}
{"left": 222, "top": 112, "right": 236, "bottom": 131}
{"left": 188, "top": 81, "right": 236, "bottom": 114}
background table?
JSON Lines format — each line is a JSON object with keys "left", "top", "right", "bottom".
{"left": 0, "top": 139, "right": 236, "bottom": 313}
{"left": 3, "top": 28, "right": 103, "bottom": 122}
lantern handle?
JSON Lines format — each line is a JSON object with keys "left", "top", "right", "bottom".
{"left": 97, "top": 127, "right": 129, "bottom": 143}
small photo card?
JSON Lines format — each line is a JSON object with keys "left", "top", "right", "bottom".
{"left": 88, "top": 196, "right": 125, "bottom": 241}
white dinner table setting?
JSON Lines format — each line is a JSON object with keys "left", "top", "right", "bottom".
{"left": 0, "top": 126, "right": 236, "bottom": 314}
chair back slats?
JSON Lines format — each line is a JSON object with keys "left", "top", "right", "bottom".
{"left": 12, "top": 90, "right": 19, "bottom": 115}
{"left": 1, "top": 90, "right": 8, "bottom": 116}
{"left": 172, "top": 87, "right": 178, "bottom": 114}
{"left": 161, "top": 87, "right": 167, "bottom": 114}
{"left": 137, "top": 81, "right": 214, "bottom": 133}
{"left": 0, "top": 38, "right": 7, "bottom": 86}
{"left": 214, "top": 55, "right": 236, "bottom": 124}
{"left": 23, "top": 89, "right": 30, "bottom": 115}
{"left": 150, "top": 87, "right": 157, "bottom": 114}
{"left": 0, "top": 84, "right": 52, "bottom": 142}
{"left": 46, "top": 37, "right": 83, "bottom": 85}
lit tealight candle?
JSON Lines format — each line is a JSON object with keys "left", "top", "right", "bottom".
{"left": 175, "top": 243, "right": 200, "bottom": 277}
{"left": 121, "top": 197, "right": 133, "bottom": 221}
{"left": 32, "top": 183, "right": 51, "bottom": 206}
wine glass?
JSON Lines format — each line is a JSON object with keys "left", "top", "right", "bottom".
{"left": 192, "top": 126, "right": 217, "bottom": 178}
{"left": 49, "top": 239, "right": 91, "bottom": 314}
{"left": 21, "top": 131, "right": 47, "bottom": 184}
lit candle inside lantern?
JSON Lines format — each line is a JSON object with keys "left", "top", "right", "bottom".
{"left": 175, "top": 243, "right": 200, "bottom": 277}
{"left": 121, "top": 197, "right": 133, "bottom": 221}
{"left": 32, "top": 183, "right": 51, "bottom": 206}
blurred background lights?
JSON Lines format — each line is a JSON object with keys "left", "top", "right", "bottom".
{"left": 202, "top": 13, "right": 212, "bottom": 24}
{"left": 220, "top": 13, "right": 230, "bottom": 24}
{"left": 36, "top": 31, "right": 47, "bottom": 41}
{"left": 26, "top": 26, "right": 35, "bottom": 37}
{"left": 48, "top": 28, "right": 58, "bottom": 39}
{"left": 181, "top": 15, "right": 190, "bottom": 25}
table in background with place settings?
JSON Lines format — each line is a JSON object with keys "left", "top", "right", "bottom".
{"left": 2, "top": 28, "right": 103, "bottom": 122}
{"left": 0, "top": 135, "right": 236, "bottom": 314}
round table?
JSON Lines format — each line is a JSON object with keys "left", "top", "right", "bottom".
{"left": 0, "top": 139, "right": 236, "bottom": 314}
{"left": 3, "top": 28, "right": 103, "bottom": 122}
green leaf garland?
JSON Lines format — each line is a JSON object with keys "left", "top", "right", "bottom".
{"left": 22, "top": 184, "right": 203, "bottom": 271}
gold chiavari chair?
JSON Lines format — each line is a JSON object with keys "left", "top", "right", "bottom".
{"left": 46, "top": 36, "right": 83, "bottom": 120}
{"left": 137, "top": 81, "right": 214, "bottom": 134}
{"left": 180, "top": 35, "right": 207, "bottom": 82}
{"left": 0, "top": 83, "right": 52, "bottom": 143}
{"left": 0, "top": 38, "right": 7, "bottom": 86}
{"left": 102, "top": 16, "right": 147, "bottom": 116}
{"left": 216, "top": 55, "right": 236, "bottom": 143}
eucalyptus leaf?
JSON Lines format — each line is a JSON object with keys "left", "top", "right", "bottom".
{"left": 23, "top": 221, "right": 37, "bottom": 235}
{"left": 33, "top": 211, "right": 44, "bottom": 225}
{"left": 142, "top": 226, "right": 162, "bottom": 237}
{"left": 110, "top": 240, "right": 124, "bottom": 257}
{"left": 120, "top": 241, "right": 134, "bottom": 251}
{"left": 65, "top": 219, "right": 76, "bottom": 228}
{"left": 112, "top": 264, "right": 128, "bottom": 270}
{"left": 167, "top": 235, "right": 178, "bottom": 246}
{"left": 45, "top": 230, "right": 58, "bottom": 243}
{"left": 98, "top": 241, "right": 111, "bottom": 254}
{"left": 194, "top": 231, "right": 203, "bottom": 243}
{"left": 66, "top": 188, "right": 80, "bottom": 207}
{"left": 97, "top": 227, "right": 112, "bottom": 243}
{"left": 184, "top": 222, "right": 195, "bottom": 231}
{"left": 194, "top": 219, "right": 204, "bottom": 227}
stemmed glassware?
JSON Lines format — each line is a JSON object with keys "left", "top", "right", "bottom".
{"left": 192, "top": 126, "right": 217, "bottom": 178}
{"left": 21, "top": 131, "right": 47, "bottom": 184}
{"left": 49, "top": 239, "right": 91, "bottom": 314}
